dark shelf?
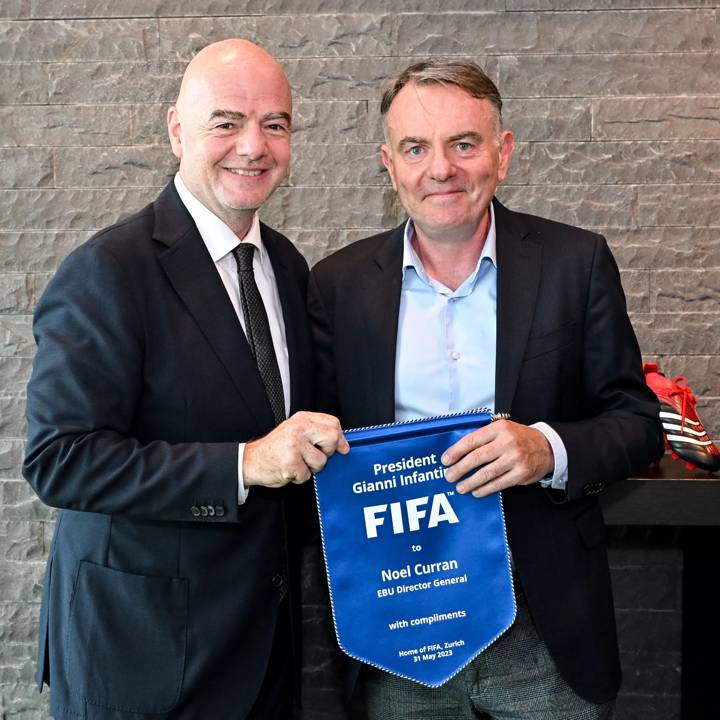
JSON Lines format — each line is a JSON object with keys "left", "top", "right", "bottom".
{"left": 599, "top": 454, "right": 719, "bottom": 719}
{"left": 601, "top": 455, "right": 720, "bottom": 526}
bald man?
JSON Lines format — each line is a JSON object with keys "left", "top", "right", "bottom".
{"left": 23, "top": 40, "right": 347, "bottom": 720}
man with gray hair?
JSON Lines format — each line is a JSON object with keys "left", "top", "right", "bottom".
{"left": 309, "top": 61, "right": 662, "bottom": 719}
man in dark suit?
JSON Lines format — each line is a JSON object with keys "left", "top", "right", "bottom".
{"left": 23, "top": 39, "right": 347, "bottom": 720}
{"left": 309, "top": 61, "right": 662, "bottom": 719}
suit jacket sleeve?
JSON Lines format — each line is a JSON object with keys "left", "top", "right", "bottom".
{"left": 546, "top": 235, "right": 662, "bottom": 502}
{"left": 22, "top": 240, "right": 240, "bottom": 523}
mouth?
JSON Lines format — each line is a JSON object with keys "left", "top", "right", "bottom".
{"left": 224, "top": 168, "right": 267, "bottom": 177}
{"left": 424, "top": 189, "right": 464, "bottom": 200}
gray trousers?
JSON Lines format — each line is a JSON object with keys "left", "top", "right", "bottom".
{"left": 358, "top": 596, "right": 615, "bottom": 720}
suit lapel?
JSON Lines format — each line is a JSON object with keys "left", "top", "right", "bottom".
{"left": 494, "top": 200, "right": 543, "bottom": 414}
{"left": 361, "top": 227, "right": 404, "bottom": 424}
{"left": 153, "top": 183, "right": 275, "bottom": 430}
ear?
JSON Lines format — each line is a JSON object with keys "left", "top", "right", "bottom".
{"left": 381, "top": 144, "right": 398, "bottom": 192}
{"left": 496, "top": 130, "right": 514, "bottom": 183}
{"left": 167, "top": 106, "right": 183, "bottom": 160}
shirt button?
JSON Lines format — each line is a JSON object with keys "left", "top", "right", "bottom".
{"left": 451, "top": 351, "right": 460, "bottom": 361}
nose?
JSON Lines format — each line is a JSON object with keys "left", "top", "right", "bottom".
{"left": 428, "top": 146, "right": 455, "bottom": 182}
{"left": 235, "top": 122, "right": 267, "bottom": 162}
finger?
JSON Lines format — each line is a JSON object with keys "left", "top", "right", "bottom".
{"left": 286, "top": 412, "right": 348, "bottom": 456}
{"left": 470, "top": 469, "right": 516, "bottom": 497}
{"left": 455, "top": 454, "right": 514, "bottom": 494}
{"left": 444, "top": 442, "right": 500, "bottom": 484}
{"left": 337, "top": 432, "right": 350, "bottom": 455}
{"left": 300, "top": 443, "right": 331, "bottom": 474}
{"left": 441, "top": 425, "right": 496, "bottom": 465}
{"left": 282, "top": 461, "right": 312, "bottom": 485}
{"left": 311, "top": 436, "right": 350, "bottom": 460}
{"left": 304, "top": 418, "right": 346, "bottom": 453}
{"left": 454, "top": 464, "right": 495, "bottom": 494}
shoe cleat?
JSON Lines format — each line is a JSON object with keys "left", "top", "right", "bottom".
{"left": 643, "top": 362, "right": 720, "bottom": 473}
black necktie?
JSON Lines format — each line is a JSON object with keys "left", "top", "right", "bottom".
{"left": 232, "top": 243, "right": 285, "bottom": 426}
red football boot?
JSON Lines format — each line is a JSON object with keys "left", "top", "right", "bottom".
{"left": 643, "top": 363, "right": 720, "bottom": 473}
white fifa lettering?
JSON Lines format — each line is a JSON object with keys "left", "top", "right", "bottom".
{"left": 363, "top": 493, "right": 459, "bottom": 539}
{"left": 363, "top": 504, "right": 388, "bottom": 539}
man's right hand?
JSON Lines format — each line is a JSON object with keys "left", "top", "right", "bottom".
{"left": 243, "top": 411, "right": 349, "bottom": 488}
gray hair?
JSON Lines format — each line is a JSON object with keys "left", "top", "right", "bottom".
{"left": 380, "top": 61, "right": 503, "bottom": 126}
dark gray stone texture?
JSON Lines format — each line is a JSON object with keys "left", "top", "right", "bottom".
{"left": 0, "top": 233, "right": 87, "bottom": 272}
{"left": 0, "top": 19, "right": 159, "bottom": 62}
{"left": 0, "top": 1, "right": 29, "bottom": 20}
{"left": 509, "top": 0, "right": 717, "bottom": 8}
{"left": 0, "top": 315, "right": 35, "bottom": 357}
{"left": 0, "top": 441, "right": 25, "bottom": 479}
{"left": 593, "top": 97, "right": 720, "bottom": 140}
{"left": 48, "top": 62, "right": 185, "bottom": 104}
{"left": 29, "top": 1, "right": 507, "bottom": 18}
{"left": 0, "top": 480, "right": 55, "bottom": 521}
{"left": 498, "top": 183, "right": 636, "bottom": 228}
{"left": 0, "top": 188, "right": 160, "bottom": 230}
{"left": 54, "top": 146, "right": 177, "bottom": 188}
{"left": 606, "top": 228, "right": 720, "bottom": 270}
{"left": 1, "top": 5, "right": 717, "bottom": 719}
{"left": 500, "top": 52, "right": 720, "bottom": 97}
{"left": 0, "top": 106, "right": 134, "bottom": 148}
{"left": 525, "top": 141, "right": 720, "bottom": 185}
{"left": 159, "top": 14, "right": 395, "bottom": 60}
{"left": 639, "top": 184, "right": 720, "bottom": 226}
{"left": 633, "top": 313, "right": 720, "bottom": 356}
{"left": 0, "top": 64, "right": 47, "bottom": 104}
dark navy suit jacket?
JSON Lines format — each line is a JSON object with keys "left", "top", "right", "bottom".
{"left": 23, "top": 182, "right": 314, "bottom": 719}
{"left": 308, "top": 199, "right": 663, "bottom": 704}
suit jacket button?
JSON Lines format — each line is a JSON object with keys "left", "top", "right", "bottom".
{"left": 215, "top": 505, "right": 225, "bottom": 517}
{"left": 271, "top": 574, "right": 284, "bottom": 588}
{"left": 191, "top": 506, "right": 201, "bottom": 517}
{"left": 200, "top": 506, "right": 208, "bottom": 517}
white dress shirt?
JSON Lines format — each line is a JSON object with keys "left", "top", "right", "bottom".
{"left": 174, "top": 174, "right": 290, "bottom": 503}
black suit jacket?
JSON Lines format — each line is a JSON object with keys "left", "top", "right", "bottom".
{"left": 23, "top": 182, "right": 314, "bottom": 719}
{"left": 308, "top": 199, "right": 662, "bottom": 704}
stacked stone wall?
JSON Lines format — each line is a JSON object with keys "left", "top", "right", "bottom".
{"left": 1, "top": 4, "right": 718, "bottom": 718}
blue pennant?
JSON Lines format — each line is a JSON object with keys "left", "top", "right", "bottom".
{"left": 314, "top": 410, "right": 516, "bottom": 687}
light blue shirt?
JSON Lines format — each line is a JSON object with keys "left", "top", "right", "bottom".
{"left": 394, "top": 206, "right": 568, "bottom": 489}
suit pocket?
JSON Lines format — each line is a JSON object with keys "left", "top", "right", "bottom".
{"left": 66, "top": 560, "right": 188, "bottom": 714}
{"left": 523, "top": 321, "right": 577, "bottom": 362}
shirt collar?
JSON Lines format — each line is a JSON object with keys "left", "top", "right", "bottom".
{"left": 174, "top": 173, "right": 265, "bottom": 262}
{"left": 401, "top": 202, "right": 497, "bottom": 285}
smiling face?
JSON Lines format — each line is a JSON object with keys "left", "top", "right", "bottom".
{"left": 382, "top": 82, "right": 514, "bottom": 245}
{"left": 168, "top": 40, "right": 292, "bottom": 237}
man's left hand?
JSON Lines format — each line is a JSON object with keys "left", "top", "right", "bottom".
{"left": 441, "top": 419, "right": 554, "bottom": 497}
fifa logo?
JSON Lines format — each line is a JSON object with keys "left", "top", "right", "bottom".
{"left": 363, "top": 493, "right": 459, "bottom": 539}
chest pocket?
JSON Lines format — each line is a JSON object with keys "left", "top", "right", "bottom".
{"left": 523, "top": 321, "right": 577, "bottom": 362}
